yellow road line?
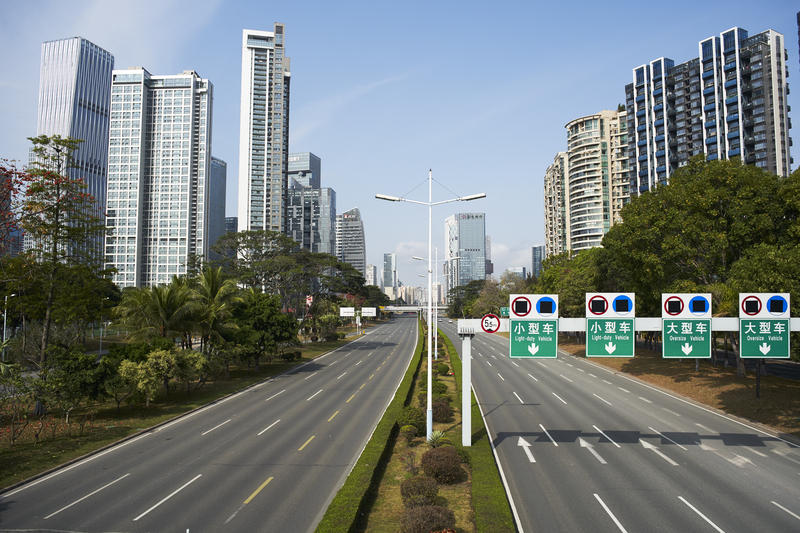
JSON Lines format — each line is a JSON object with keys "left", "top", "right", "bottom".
{"left": 359, "top": 383, "right": 366, "bottom": 390}
{"left": 328, "top": 410, "right": 340, "bottom": 422}
{"left": 298, "top": 435, "right": 315, "bottom": 451}
{"left": 243, "top": 476, "right": 274, "bottom": 505}
{"left": 368, "top": 373, "right": 375, "bottom": 380}
{"left": 346, "top": 393, "right": 357, "bottom": 403}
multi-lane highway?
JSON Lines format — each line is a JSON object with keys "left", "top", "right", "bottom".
{"left": 0, "top": 316, "right": 418, "bottom": 532}
{"left": 439, "top": 321, "right": 800, "bottom": 533}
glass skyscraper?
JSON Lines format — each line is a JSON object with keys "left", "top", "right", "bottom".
{"left": 238, "top": 24, "right": 291, "bottom": 234}
{"left": 445, "top": 213, "right": 486, "bottom": 294}
{"left": 208, "top": 157, "right": 227, "bottom": 261}
{"left": 104, "top": 68, "right": 213, "bottom": 287}
{"left": 335, "top": 208, "right": 366, "bottom": 276}
{"left": 382, "top": 252, "right": 396, "bottom": 296}
{"left": 531, "top": 245, "right": 545, "bottom": 278}
{"left": 286, "top": 187, "right": 336, "bottom": 255}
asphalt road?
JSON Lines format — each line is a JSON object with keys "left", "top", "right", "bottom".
{"left": 0, "top": 316, "right": 418, "bottom": 533}
{"left": 439, "top": 321, "right": 800, "bottom": 533}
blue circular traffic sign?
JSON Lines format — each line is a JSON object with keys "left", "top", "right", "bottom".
{"left": 689, "top": 296, "right": 709, "bottom": 315}
{"left": 767, "top": 295, "right": 788, "bottom": 316}
{"left": 613, "top": 295, "right": 633, "bottom": 315}
{"left": 536, "top": 296, "right": 557, "bottom": 316}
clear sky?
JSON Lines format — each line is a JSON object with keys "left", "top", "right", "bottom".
{"left": 1, "top": 0, "right": 798, "bottom": 287}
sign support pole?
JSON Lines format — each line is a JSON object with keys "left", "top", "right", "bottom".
{"left": 461, "top": 331, "right": 473, "bottom": 446}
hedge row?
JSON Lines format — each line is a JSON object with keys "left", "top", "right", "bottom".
{"left": 315, "top": 319, "right": 424, "bottom": 532}
{"left": 441, "top": 329, "right": 516, "bottom": 532}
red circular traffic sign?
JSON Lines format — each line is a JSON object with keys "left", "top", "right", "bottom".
{"left": 511, "top": 296, "right": 532, "bottom": 317}
{"left": 741, "top": 295, "right": 761, "bottom": 316}
{"left": 481, "top": 314, "right": 501, "bottom": 333}
{"left": 664, "top": 296, "right": 683, "bottom": 316}
{"left": 587, "top": 295, "right": 609, "bottom": 315}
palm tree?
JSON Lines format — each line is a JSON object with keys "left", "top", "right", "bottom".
{"left": 114, "top": 279, "right": 193, "bottom": 343}
{"left": 192, "top": 267, "right": 240, "bottom": 354}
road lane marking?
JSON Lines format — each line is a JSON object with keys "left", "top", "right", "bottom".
{"left": 44, "top": 473, "right": 130, "bottom": 519}
{"left": 552, "top": 392, "right": 568, "bottom": 405}
{"left": 771, "top": 448, "right": 800, "bottom": 466}
{"left": 527, "top": 373, "right": 538, "bottom": 382}
{"left": 201, "top": 418, "right": 231, "bottom": 436}
{"left": 355, "top": 360, "right": 362, "bottom": 366}
{"left": 225, "top": 476, "right": 275, "bottom": 524}
{"left": 306, "top": 389, "right": 323, "bottom": 401}
{"left": 695, "top": 423, "right": 713, "bottom": 433}
{"left": 498, "top": 373, "right": 505, "bottom": 382}
{"left": 617, "top": 387, "right": 631, "bottom": 394}
{"left": 304, "top": 372, "right": 316, "bottom": 380}
{"left": 638, "top": 396, "right": 652, "bottom": 404}
{"left": 133, "top": 474, "right": 202, "bottom": 521}
{"left": 577, "top": 367, "right": 585, "bottom": 373}
{"left": 329, "top": 359, "right": 339, "bottom": 366}
{"left": 485, "top": 360, "right": 493, "bottom": 367}
{"left": 648, "top": 426, "right": 688, "bottom": 451}
{"left": 537, "top": 362, "right": 546, "bottom": 367}
{"left": 589, "top": 373, "right": 597, "bottom": 378}
{"left": 298, "top": 435, "right": 316, "bottom": 451}
{"left": 566, "top": 363, "right": 574, "bottom": 367}
{"left": 511, "top": 361, "right": 520, "bottom": 367}
{"left": 328, "top": 410, "right": 340, "bottom": 422}
{"left": 539, "top": 424, "right": 559, "bottom": 447}
{"left": 346, "top": 393, "right": 356, "bottom": 403}
{"left": 594, "top": 493, "right": 628, "bottom": 532}
{"left": 359, "top": 383, "right": 366, "bottom": 390}
{"left": 663, "top": 408, "right": 682, "bottom": 417}
{"left": 559, "top": 374, "right": 574, "bottom": 383}
{"left": 257, "top": 419, "right": 280, "bottom": 436}
{"left": 337, "top": 372, "right": 347, "bottom": 380}
{"left": 369, "top": 373, "right": 375, "bottom": 380}
{"left": 580, "top": 438, "right": 607, "bottom": 464}
{"left": 678, "top": 496, "right": 726, "bottom": 532}
{"left": 641, "top": 439, "right": 679, "bottom": 466}
{"left": 602, "top": 379, "right": 612, "bottom": 385}
{"left": 513, "top": 392, "right": 524, "bottom": 404}
{"left": 593, "top": 425, "right": 621, "bottom": 448}
{"left": 744, "top": 447, "right": 767, "bottom": 458}
{"left": 265, "top": 389, "right": 286, "bottom": 402}
{"left": 771, "top": 501, "right": 800, "bottom": 521}
{"left": 593, "top": 393, "right": 612, "bottom": 406}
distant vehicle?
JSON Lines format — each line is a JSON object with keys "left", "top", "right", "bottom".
{"left": 448, "top": 319, "right": 453, "bottom": 323}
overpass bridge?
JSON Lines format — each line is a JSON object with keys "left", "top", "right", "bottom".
{"left": 382, "top": 305, "right": 448, "bottom": 313}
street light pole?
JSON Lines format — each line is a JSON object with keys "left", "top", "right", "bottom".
{"left": 376, "top": 171, "right": 485, "bottom": 440}
{"left": 3, "top": 294, "right": 17, "bottom": 362}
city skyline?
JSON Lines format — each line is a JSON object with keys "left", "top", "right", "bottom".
{"left": 1, "top": 1, "right": 799, "bottom": 285}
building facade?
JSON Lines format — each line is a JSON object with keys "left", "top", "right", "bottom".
{"left": 335, "top": 207, "right": 366, "bottom": 276}
{"left": 238, "top": 24, "right": 291, "bottom": 233}
{"left": 382, "top": 252, "right": 397, "bottom": 298}
{"left": 444, "top": 213, "right": 486, "bottom": 294}
{"left": 288, "top": 152, "right": 320, "bottom": 189}
{"left": 543, "top": 152, "right": 569, "bottom": 257}
{"left": 208, "top": 157, "right": 227, "bottom": 260}
{"left": 104, "top": 68, "right": 213, "bottom": 287}
{"left": 531, "top": 245, "right": 545, "bottom": 278}
{"left": 286, "top": 187, "right": 336, "bottom": 255}
{"left": 365, "top": 263, "right": 378, "bottom": 286}
{"left": 626, "top": 26, "right": 792, "bottom": 195}
{"left": 225, "top": 216, "right": 238, "bottom": 234}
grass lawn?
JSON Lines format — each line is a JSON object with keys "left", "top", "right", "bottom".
{"left": 0, "top": 336, "right": 356, "bottom": 490}
{"left": 559, "top": 336, "right": 800, "bottom": 440}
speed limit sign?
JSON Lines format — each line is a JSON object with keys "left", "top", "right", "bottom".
{"left": 481, "top": 314, "right": 501, "bottom": 333}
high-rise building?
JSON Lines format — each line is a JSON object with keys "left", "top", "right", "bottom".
{"left": 238, "top": 24, "right": 291, "bottom": 234}
{"left": 382, "top": 252, "right": 397, "bottom": 297}
{"left": 626, "top": 26, "right": 792, "bottom": 196}
{"left": 444, "top": 213, "right": 486, "bottom": 294}
{"left": 365, "top": 264, "right": 378, "bottom": 286}
{"left": 104, "top": 68, "right": 213, "bottom": 287}
{"left": 30, "top": 37, "right": 114, "bottom": 254}
{"left": 484, "top": 235, "right": 494, "bottom": 276}
{"left": 531, "top": 245, "right": 545, "bottom": 278}
{"left": 225, "top": 217, "right": 238, "bottom": 234}
{"left": 335, "top": 207, "right": 366, "bottom": 276}
{"left": 543, "top": 152, "right": 569, "bottom": 257}
{"left": 287, "top": 187, "right": 336, "bottom": 255}
{"left": 208, "top": 157, "right": 227, "bottom": 260}
{"left": 505, "top": 266, "right": 527, "bottom": 279}
{"left": 288, "top": 152, "right": 321, "bottom": 189}
{"left": 563, "top": 109, "right": 629, "bottom": 251}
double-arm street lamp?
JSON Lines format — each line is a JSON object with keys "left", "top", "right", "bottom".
{"left": 377, "top": 170, "right": 485, "bottom": 439}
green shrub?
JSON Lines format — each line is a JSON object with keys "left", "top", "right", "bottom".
{"left": 421, "top": 446, "right": 464, "bottom": 484}
{"left": 435, "top": 363, "right": 449, "bottom": 375}
{"left": 432, "top": 398, "right": 452, "bottom": 423}
{"left": 399, "top": 406, "right": 425, "bottom": 435}
{"left": 431, "top": 380, "right": 448, "bottom": 396}
{"left": 452, "top": 443, "right": 471, "bottom": 465}
{"left": 400, "top": 424, "right": 418, "bottom": 443}
{"left": 400, "top": 476, "right": 439, "bottom": 508}
{"left": 401, "top": 505, "right": 456, "bottom": 533}
{"left": 426, "top": 430, "right": 450, "bottom": 448}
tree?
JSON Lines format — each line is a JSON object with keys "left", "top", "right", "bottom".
{"left": 119, "top": 349, "right": 177, "bottom": 407}
{"left": 447, "top": 280, "right": 485, "bottom": 318}
{"left": 192, "top": 266, "right": 240, "bottom": 354}
{"left": 40, "top": 347, "right": 99, "bottom": 426}
{"left": 535, "top": 249, "right": 601, "bottom": 317}
{"left": 114, "top": 279, "right": 194, "bottom": 343}
{"left": 232, "top": 290, "right": 298, "bottom": 365}
{"left": 210, "top": 229, "right": 299, "bottom": 290}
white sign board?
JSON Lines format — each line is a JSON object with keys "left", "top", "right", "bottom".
{"left": 586, "top": 292, "right": 635, "bottom": 318}
{"left": 339, "top": 307, "right": 355, "bottom": 317}
{"left": 739, "top": 293, "right": 790, "bottom": 319}
{"left": 361, "top": 307, "right": 377, "bottom": 317}
{"left": 662, "top": 293, "right": 712, "bottom": 319}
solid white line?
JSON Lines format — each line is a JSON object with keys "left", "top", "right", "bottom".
{"left": 527, "top": 373, "right": 538, "bottom": 382}
{"left": 44, "top": 473, "right": 130, "bottom": 519}
{"left": 695, "top": 423, "right": 713, "bottom": 433}
{"left": 539, "top": 424, "right": 559, "bottom": 447}
{"left": 618, "top": 387, "right": 631, "bottom": 394}
{"left": 133, "top": 474, "right": 202, "bottom": 521}
{"left": 304, "top": 372, "right": 316, "bottom": 380}
{"left": 552, "top": 392, "right": 568, "bottom": 405}
{"left": 678, "top": 496, "right": 726, "bottom": 533}
{"left": 337, "top": 372, "right": 347, "bottom": 380}
{"left": 498, "top": 373, "right": 505, "bottom": 382}
{"left": 201, "top": 418, "right": 231, "bottom": 436}
{"left": 265, "top": 389, "right": 286, "bottom": 402}
{"left": 772, "top": 501, "right": 800, "bottom": 521}
{"left": 511, "top": 361, "right": 520, "bottom": 367}
{"left": 638, "top": 396, "right": 653, "bottom": 404}
{"left": 593, "top": 393, "right": 612, "bottom": 406}
{"left": 594, "top": 493, "right": 629, "bottom": 533}
{"left": 559, "top": 374, "right": 574, "bottom": 383}
{"left": 513, "top": 392, "right": 524, "bottom": 404}
{"left": 257, "top": 419, "right": 280, "bottom": 436}
{"left": 306, "top": 389, "right": 323, "bottom": 401}
{"left": 648, "top": 426, "right": 688, "bottom": 451}
{"left": 593, "top": 425, "right": 621, "bottom": 448}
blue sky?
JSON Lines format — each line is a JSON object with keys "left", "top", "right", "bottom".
{"left": 1, "top": 0, "right": 798, "bottom": 286}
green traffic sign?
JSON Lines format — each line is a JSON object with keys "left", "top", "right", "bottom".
{"left": 662, "top": 319, "right": 711, "bottom": 358}
{"left": 586, "top": 318, "right": 635, "bottom": 357}
{"left": 510, "top": 319, "right": 558, "bottom": 358}
{"left": 739, "top": 319, "right": 790, "bottom": 359}
{"left": 500, "top": 306, "right": 510, "bottom": 317}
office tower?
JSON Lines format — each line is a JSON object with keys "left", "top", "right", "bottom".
{"left": 207, "top": 157, "right": 227, "bottom": 260}
{"left": 505, "top": 266, "right": 526, "bottom": 279}
{"left": 286, "top": 187, "right": 336, "bottom": 254}
{"left": 382, "top": 252, "right": 397, "bottom": 298}
{"left": 104, "top": 68, "right": 213, "bottom": 287}
{"left": 288, "top": 152, "right": 321, "bottom": 189}
{"left": 225, "top": 217, "right": 238, "bottom": 234}
{"left": 335, "top": 207, "right": 366, "bottom": 276}
{"left": 531, "top": 245, "right": 545, "bottom": 278}
{"left": 444, "top": 213, "right": 486, "bottom": 293}
{"left": 238, "top": 24, "right": 291, "bottom": 234}
{"left": 544, "top": 152, "right": 569, "bottom": 257}
{"left": 626, "top": 26, "right": 792, "bottom": 196}
{"left": 563, "top": 109, "right": 629, "bottom": 251}
{"left": 365, "top": 264, "right": 378, "bottom": 286}
{"left": 485, "top": 235, "right": 494, "bottom": 276}
{"left": 31, "top": 37, "right": 114, "bottom": 253}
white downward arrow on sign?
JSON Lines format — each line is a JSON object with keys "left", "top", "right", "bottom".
{"left": 681, "top": 343, "right": 693, "bottom": 355}
{"left": 604, "top": 342, "right": 616, "bottom": 354}
{"left": 579, "top": 437, "right": 607, "bottom": 464}
{"left": 528, "top": 343, "right": 539, "bottom": 356}
{"left": 517, "top": 436, "right": 536, "bottom": 463}
{"left": 759, "top": 343, "right": 771, "bottom": 355}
